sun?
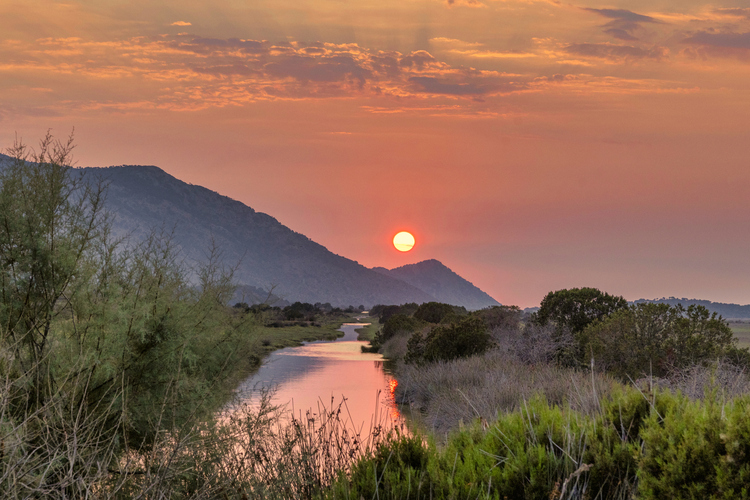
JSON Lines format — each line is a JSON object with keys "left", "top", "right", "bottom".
{"left": 393, "top": 231, "right": 415, "bottom": 252}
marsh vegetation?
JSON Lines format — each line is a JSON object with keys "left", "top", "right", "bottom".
{"left": 3, "top": 134, "right": 750, "bottom": 499}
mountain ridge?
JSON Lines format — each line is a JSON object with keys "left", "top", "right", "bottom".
{"left": 632, "top": 297, "right": 750, "bottom": 320}
{"left": 372, "top": 259, "right": 501, "bottom": 310}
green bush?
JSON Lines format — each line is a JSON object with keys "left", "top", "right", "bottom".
{"left": 381, "top": 313, "right": 423, "bottom": 342}
{"left": 580, "top": 303, "right": 736, "bottom": 379}
{"left": 413, "top": 301, "right": 465, "bottom": 324}
{"left": 405, "top": 316, "right": 491, "bottom": 364}
{"left": 327, "top": 433, "right": 434, "bottom": 500}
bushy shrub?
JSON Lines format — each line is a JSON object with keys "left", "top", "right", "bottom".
{"left": 472, "top": 304, "right": 522, "bottom": 330}
{"left": 536, "top": 287, "right": 628, "bottom": 334}
{"left": 371, "top": 303, "right": 419, "bottom": 323}
{"left": 380, "top": 313, "right": 423, "bottom": 342}
{"left": 413, "top": 301, "right": 465, "bottom": 324}
{"left": 327, "top": 433, "right": 433, "bottom": 500}
{"left": 580, "top": 303, "right": 736, "bottom": 378}
{"left": 405, "top": 316, "right": 491, "bottom": 364}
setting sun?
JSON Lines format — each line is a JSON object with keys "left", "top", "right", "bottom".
{"left": 393, "top": 231, "right": 415, "bottom": 252}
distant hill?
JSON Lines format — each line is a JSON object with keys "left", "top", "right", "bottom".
{"left": 0, "top": 155, "right": 502, "bottom": 308}
{"left": 372, "top": 260, "right": 500, "bottom": 310}
{"left": 81, "top": 164, "right": 443, "bottom": 307}
{"left": 632, "top": 298, "right": 750, "bottom": 320}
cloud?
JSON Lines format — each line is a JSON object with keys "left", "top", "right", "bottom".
{"left": 565, "top": 43, "right": 668, "bottom": 62}
{"left": 444, "top": 0, "right": 486, "bottom": 8}
{"left": 583, "top": 8, "right": 661, "bottom": 41}
{"left": 683, "top": 31, "right": 750, "bottom": 50}
{"left": 583, "top": 8, "right": 658, "bottom": 24}
{"left": 0, "top": 33, "right": 693, "bottom": 115}
{"left": 430, "top": 37, "right": 537, "bottom": 59}
{"left": 170, "top": 21, "right": 192, "bottom": 27}
{"left": 712, "top": 8, "right": 750, "bottom": 20}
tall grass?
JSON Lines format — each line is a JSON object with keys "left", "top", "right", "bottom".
{"left": 394, "top": 349, "right": 618, "bottom": 440}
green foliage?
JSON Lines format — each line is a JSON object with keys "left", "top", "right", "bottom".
{"left": 283, "top": 301, "right": 318, "bottom": 321}
{"left": 0, "top": 134, "right": 261, "bottom": 462}
{"left": 329, "top": 387, "right": 750, "bottom": 500}
{"left": 380, "top": 313, "right": 423, "bottom": 342}
{"left": 327, "top": 433, "right": 433, "bottom": 500}
{"left": 580, "top": 303, "right": 736, "bottom": 378}
{"left": 371, "top": 303, "right": 419, "bottom": 323}
{"left": 471, "top": 304, "right": 522, "bottom": 330}
{"left": 413, "top": 301, "right": 465, "bottom": 324}
{"left": 405, "top": 316, "right": 491, "bottom": 364}
{"left": 536, "top": 287, "right": 628, "bottom": 334}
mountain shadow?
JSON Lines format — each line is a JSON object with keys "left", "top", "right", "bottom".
{"left": 372, "top": 259, "right": 500, "bottom": 310}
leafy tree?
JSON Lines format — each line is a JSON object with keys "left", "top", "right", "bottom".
{"left": 0, "top": 133, "right": 258, "bottom": 454}
{"left": 580, "top": 303, "right": 736, "bottom": 378}
{"left": 0, "top": 132, "right": 107, "bottom": 407}
{"left": 405, "top": 316, "right": 491, "bottom": 364}
{"left": 413, "top": 301, "right": 465, "bottom": 324}
{"left": 380, "top": 313, "right": 423, "bottom": 342}
{"left": 472, "top": 305, "right": 522, "bottom": 331}
{"left": 536, "top": 287, "right": 627, "bottom": 334}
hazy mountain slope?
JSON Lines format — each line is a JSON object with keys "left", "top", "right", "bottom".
{"left": 79, "top": 164, "right": 436, "bottom": 307}
{"left": 372, "top": 259, "right": 500, "bottom": 310}
{"left": 632, "top": 298, "right": 750, "bottom": 320}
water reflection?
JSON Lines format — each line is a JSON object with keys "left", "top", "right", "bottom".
{"left": 234, "top": 323, "right": 403, "bottom": 434}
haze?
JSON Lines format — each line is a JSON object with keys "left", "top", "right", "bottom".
{"left": 2, "top": 0, "right": 749, "bottom": 307}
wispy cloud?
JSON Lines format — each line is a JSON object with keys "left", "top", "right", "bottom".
{"left": 583, "top": 8, "right": 662, "bottom": 41}
{"left": 565, "top": 43, "right": 668, "bottom": 62}
{"left": 170, "top": 21, "right": 192, "bottom": 27}
{"left": 0, "top": 32, "right": 698, "bottom": 116}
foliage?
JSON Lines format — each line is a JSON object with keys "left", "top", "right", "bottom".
{"left": 329, "top": 386, "right": 750, "bottom": 500}
{"left": 413, "top": 301, "right": 465, "bottom": 324}
{"left": 371, "top": 303, "right": 419, "bottom": 324}
{"left": 283, "top": 301, "right": 318, "bottom": 321}
{"left": 580, "top": 302, "right": 736, "bottom": 378}
{"left": 536, "top": 287, "right": 628, "bottom": 335}
{"left": 0, "top": 134, "right": 264, "bottom": 496}
{"left": 471, "top": 304, "right": 522, "bottom": 330}
{"left": 404, "top": 316, "right": 491, "bottom": 365}
{"left": 380, "top": 313, "right": 423, "bottom": 342}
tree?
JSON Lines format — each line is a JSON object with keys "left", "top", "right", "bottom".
{"left": 536, "top": 287, "right": 628, "bottom": 334}
{"left": 413, "top": 301, "right": 464, "bottom": 324}
{"left": 579, "top": 303, "right": 736, "bottom": 378}
{"left": 0, "top": 132, "right": 108, "bottom": 406}
{"left": 405, "top": 316, "right": 491, "bottom": 364}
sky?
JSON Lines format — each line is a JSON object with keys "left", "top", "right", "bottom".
{"left": 2, "top": 0, "right": 750, "bottom": 307}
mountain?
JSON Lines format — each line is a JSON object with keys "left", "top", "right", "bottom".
{"left": 0, "top": 154, "right": 502, "bottom": 307}
{"left": 80, "top": 164, "right": 445, "bottom": 307}
{"left": 372, "top": 260, "right": 500, "bottom": 310}
{"left": 632, "top": 298, "right": 750, "bottom": 320}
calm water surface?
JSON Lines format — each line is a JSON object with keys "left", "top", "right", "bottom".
{"left": 234, "top": 323, "right": 402, "bottom": 432}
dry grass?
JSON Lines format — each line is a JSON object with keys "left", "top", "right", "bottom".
{"left": 393, "top": 349, "right": 619, "bottom": 440}
{"left": 644, "top": 361, "right": 750, "bottom": 401}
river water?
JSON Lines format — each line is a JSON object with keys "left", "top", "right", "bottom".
{"left": 234, "top": 323, "right": 402, "bottom": 434}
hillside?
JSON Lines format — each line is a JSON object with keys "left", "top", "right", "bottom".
{"left": 632, "top": 297, "right": 750, "bottom": 320}
{"left": 372, "top": 259, "right": 500, "bottom": 310}
{"left": 78, "top": 164, "right": 444, "bottom": 307}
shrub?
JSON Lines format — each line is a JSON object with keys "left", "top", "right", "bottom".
{"left": 472, "top": 305, "right": 522, "bottom": 331}
{"left": 536, "top": 287, "right": 628, "bottom": 334}
{"left": 381, "top": 313, "right": 423, "bottom": 342}
{"left": 405, "top": 316, "right": 491, "bottom": 364}
{"left": 413, "top": 301, "right": 464, "bottom": 324}
{"left": 580, "top": 303, "right": 737, "bottom": 379}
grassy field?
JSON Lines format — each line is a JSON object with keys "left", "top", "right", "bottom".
{"left": 730, "top": 321, "right": 750, "bottom": 348}
{"left": 254, "top": 315, "right": 355, "bottom": 354}
{"left": 354, "top": 317, "right": 380, "bottom": 341}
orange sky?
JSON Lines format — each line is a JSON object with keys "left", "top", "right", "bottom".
{"left": 2, "top": 0, "right": 750, "bottom": 307}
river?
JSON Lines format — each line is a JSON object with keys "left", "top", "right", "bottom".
{"left": 233, "top": 322, "right": 402, "bottom": 435}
